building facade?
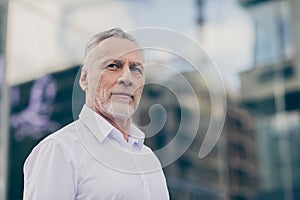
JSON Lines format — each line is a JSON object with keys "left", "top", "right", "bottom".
{"left": 135, "top": 70, "right": 258, "bottom": 200}
{"left": 239, "top": 0, "right": 300, "bottom": 199}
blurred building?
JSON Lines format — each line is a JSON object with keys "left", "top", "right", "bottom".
{"left": 4, "top": 63, "right": 259, "bottom": 200}
{"left": 0, "top": 1, "right": 9, "bottom": 200}
{"left": 224, "top": 101, "right": 258, "bottom": 200}
{"left": 240, "top": 62, "right": 300, "bottom": 199}
{"left": 7, "top": 66, "right": 83, "bottom": 200}
{"left": 135, "top": 70, "right": 258, "bottom": 200}
{"left": 239, "top": 0, "right": 300, "bottom": 199}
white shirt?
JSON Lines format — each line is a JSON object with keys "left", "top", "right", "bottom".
{"left": 23, "top": 105, "right": 169, "bottom": 200}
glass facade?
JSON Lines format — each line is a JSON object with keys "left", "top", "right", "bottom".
{"left": 240, "top": 0, "right": 300, "bottom": 199}
{"left": 250, "top": 1, "right": 293, "bottom": 65}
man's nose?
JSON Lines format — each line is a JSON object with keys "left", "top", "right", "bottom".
{"left": 118, "top": 68, "right": 133, "bottom": 87}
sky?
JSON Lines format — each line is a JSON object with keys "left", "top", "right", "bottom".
{"left": 6, "top": 0, "right": 254, "bottom": 92}
{"left": 200, "top": 0, "right": 254, "bottom": 92}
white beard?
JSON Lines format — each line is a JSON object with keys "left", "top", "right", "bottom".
{"left": 101, "top": 98, "right": 134, "bottom": 120}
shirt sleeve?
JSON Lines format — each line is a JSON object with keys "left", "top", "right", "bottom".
{"left": 23, "top": 138, "right": 77, "bottom": 200}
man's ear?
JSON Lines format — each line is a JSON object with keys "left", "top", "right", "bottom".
{"left": 79, "top": 67, "right": 88, "bottom": 91}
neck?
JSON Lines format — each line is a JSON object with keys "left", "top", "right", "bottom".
{"left": 98, "top": 111, "right": 131, "bottom": 141}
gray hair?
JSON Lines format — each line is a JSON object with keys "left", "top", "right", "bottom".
{"left": 84, "top": 28, "right": 137, "bottom": 62}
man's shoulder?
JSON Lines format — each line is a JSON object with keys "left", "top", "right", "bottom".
{"left": 26, "top": 120, "right": 86, "bottom": 162}
{"left": 141, "top": 144, "right": 154, "bottom": 153}
{"left": 34, "top": 120, "right": 85, "bottom": 150}
{"left": 45, "top": 120, "right": 84, "bottom": 139}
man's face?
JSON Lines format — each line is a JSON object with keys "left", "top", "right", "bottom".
{"left": 80, "top": 37, "right": 145, "bottom": 120}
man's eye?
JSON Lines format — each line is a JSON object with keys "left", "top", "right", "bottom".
{"left": 130, "top": 66, "right": 143, "bottom": 75}
{"left": 107, "top": 64, "right": 121, "bottom": 69}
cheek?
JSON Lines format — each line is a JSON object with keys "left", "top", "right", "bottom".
{"left": 88, "top": 74, "right": 102, "bottom": 96}
{"left": 134, "top": 81, "right": 145, "bottom": 101}
{"left": 94, "top": 83, "right": 106, "bottom": 97}
{"left": 136, "top": 79, "right": 145, "bottom": 94}
{"left": 94, "top": 79, "right": 114, "bottom": 99}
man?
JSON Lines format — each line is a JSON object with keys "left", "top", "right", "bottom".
{"left": 23, "top": 28, "right": 169, "bottom": 200}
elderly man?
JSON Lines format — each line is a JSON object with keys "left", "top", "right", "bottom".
{"left": 23, "top": 28, "right": 169, "bottom": 200}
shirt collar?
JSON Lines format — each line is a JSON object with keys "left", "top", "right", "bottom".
{"left": 129, "top": 124, "right": 145, "bottom": 149}
{"left": 79, "top": 105, "right": 145, "bottom": 149}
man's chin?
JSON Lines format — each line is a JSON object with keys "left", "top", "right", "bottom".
{"left": 106, "top": 102, "right": 135, "bottom": 120}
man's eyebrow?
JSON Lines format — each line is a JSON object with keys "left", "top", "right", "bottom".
{"left": 129, "top": 61, "right": 144, "bottom": 69}
{"left": 103, "top": 58, "right": 143, "bottom": 68}
{"left": 103, "top": 58, "right": 124, "bottom": 66}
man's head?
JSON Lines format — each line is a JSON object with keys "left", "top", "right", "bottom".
{"left": 79, "top": 28, "right": 145, "bottom": 121}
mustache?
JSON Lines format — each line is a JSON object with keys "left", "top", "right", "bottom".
{"left": 111, "top": 92, "right": 134, "bottom": 99}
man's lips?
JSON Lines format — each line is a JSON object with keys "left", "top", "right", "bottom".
{"left": 111, "top": 92, "right": 134, "bottom": 99}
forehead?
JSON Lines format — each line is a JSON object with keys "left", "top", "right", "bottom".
{"left": 89, "top": 37, "right": 144, "bottom": 63}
